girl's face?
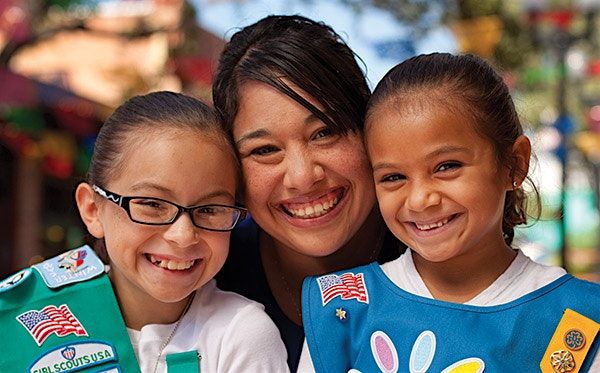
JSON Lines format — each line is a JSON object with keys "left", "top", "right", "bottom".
{"left": 366, "top": 102, "right": 522, "bottom": 265}
{"left": 91, "top": 129, "right": 237, "bottom": 305}
{"left": 233, "top": 81, "right": 376, "bottom": 257}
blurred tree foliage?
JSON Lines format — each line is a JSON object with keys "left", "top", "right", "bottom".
{"left": 338, "top": 0, "right": 533, "bottom": 69}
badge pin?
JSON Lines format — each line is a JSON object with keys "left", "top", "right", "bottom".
{"left": 564, "top": 328, "right": 586, "bottom": 351}
{"left": 549, "top": 350, "right": 576, "bottom": 373}
{"left": 335, "top": 307, "right": 347, "bottom": 321}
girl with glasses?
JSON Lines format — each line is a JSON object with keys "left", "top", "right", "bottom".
{"left": 1, "top": 91, "right": 289, "bottom": 372}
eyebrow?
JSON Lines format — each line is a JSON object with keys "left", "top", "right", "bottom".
{"left": 372, "top": 145, "right": 470, "bottom": 172}
{"left": 235, "top": 112, "right": 321, "bottom": 147}
{"left": 129, "top": 183, "right": 234, "bottom": 203}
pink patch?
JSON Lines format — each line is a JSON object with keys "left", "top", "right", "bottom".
{"left": 375, "top": 335, "right": 394, "bottom": 370}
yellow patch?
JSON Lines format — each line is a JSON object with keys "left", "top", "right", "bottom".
{"left": 540, "top": 308, "right": 600, "bottom": 373}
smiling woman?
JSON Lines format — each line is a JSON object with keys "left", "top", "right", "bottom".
{"left": 212, "top": 15, "right": 403, "bottom": 372}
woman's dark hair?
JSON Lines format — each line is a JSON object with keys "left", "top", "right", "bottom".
{"left": 212, "top": 15, "right": 370, "bottom": 136}
{"left": 84, "top": 91, "right": 237, "bottom": 261}
{"left": 366, "top": 53, "right": 539, "bottom": 245}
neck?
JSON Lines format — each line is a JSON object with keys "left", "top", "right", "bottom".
{"left": 109, "top": 271, "right": 193, "bottom": 330}
{"left": 261, "top": 207, "right": 387, "bottom": 325}
{"left": 412, "top": 241, "right": 517, "bottom": 303}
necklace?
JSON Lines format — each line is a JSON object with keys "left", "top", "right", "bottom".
{"left": 152, "top": 293, "right": 196, "bottom": 373}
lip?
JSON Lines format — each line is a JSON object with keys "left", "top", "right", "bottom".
{"left": 144, "top": 253, "right": 203, "bottom": 273}
{"left": 405, "top": 213, "right": 461, "bottom": 238}
{"left": 276, "top": 187, "right": 348, "bottom": 227}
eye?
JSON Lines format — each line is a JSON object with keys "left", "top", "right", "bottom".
{"left": 250, "top": 145, "right": 279, "bottom": 156}
{"left": 379, "top": 173, "right": 406, "bottom": 183}
{"left": 312, "top": 127, "right": 334, "bottom": 140}
{"left": 196, "top": 206, "right": 217, "bottom": 214}
{"left": 436, "top": 161, "right": 461, "bottom": 172}
{"left": 136, "top": 199, "right": 166, "bottom": 209}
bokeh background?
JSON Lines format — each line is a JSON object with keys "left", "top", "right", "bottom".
{"left": 1, "top": 0, "right": 599, "bottom": 282}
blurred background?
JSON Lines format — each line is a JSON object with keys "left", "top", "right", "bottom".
{"left": 1, "top": 0, "right": 599, "bottom": 282}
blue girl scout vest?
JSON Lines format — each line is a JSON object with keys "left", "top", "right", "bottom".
{"left": 0, "top": 245, "right": 141, "bottom": 373}
{"left": 302, "top": 262, "right": 600, "bottom": 373}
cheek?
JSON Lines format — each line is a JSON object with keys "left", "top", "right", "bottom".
{"left": 376, "top": 189, "right": 401, "bottom": 222}
{"left": 241, "top": 162, "right": 278, "bottom": 207}
{"left": 206, "top": 235, "right": 230, "bottom": 267}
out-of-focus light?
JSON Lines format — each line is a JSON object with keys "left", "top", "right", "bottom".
{"left": 590, "top": 105, "right": 600, "bottom": 122}
{"left": 540, "top": 106, "right": 558, "bottom": 126}
{"left": 536, "top": 126, "right": 562, "bottom": 151}
{"left": 566, "top": 48, "right": 586, "bottom": 77}
{"left": 46, "top": 224, "right": 65, "bottom": 243}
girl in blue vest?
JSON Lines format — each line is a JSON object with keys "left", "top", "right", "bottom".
{"left": 301, "top": 53, "right": 600, "bottom": 372}
{"left": 1, "top": 91, "right": 288, "bottom": 372}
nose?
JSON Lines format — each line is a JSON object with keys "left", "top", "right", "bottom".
{"left": 405, "top": 182, "right": 442, "bottom": 212}
{"left": 162, "top": 212, "right": 201, "bottom": 248}
{"left": 282, "top": 147, "right": 325, "bottom": 191}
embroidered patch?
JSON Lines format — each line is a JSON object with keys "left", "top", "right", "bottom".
{"left": 409, "top": 331, "right": 436, "bottom": 373}
{"left": 316, "top": 272, "right": 369, "bottom": 306}
{"left": 16, "top": 304, "right": 88, "bottom": 346}
{"left": 28, "top": 340, "right": 117, "bottom": 373}
{"left": 441, "top": 358, "right": 485, "bottom": 373}
{"left": 33, "top": 246, "right": 104, "bottom": 289}
{"left": 370, "top": 331, "right": 398, "bottom": 373}
{"left": 0, "top": 268, "right": 32, "bottom": 292}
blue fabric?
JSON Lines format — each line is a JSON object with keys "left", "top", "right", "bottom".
{"left": 303, "top": 263, "right": 600, "bottom": 373}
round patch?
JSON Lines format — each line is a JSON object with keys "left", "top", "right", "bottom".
{"left": 0, "top": 268, "right": 32, "bottom": 292}
{"left": 550, "top": 350, "right": 576, "bottom": 373}
{"left": 564, "top": 329, "right": 586, "bottom": 351}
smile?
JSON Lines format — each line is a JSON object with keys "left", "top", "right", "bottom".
{"left": 147, "top": 254, "right": 197, "bottom": 271}
{"left": 413, "top": 215, "right": 456, "bottom": 231}
{"left": 281, "top": 189, "right": 344, "bottom": 219}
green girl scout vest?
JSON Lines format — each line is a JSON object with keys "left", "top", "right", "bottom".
{"left": 0, "top": 245, "right": 141, "bottom": 373}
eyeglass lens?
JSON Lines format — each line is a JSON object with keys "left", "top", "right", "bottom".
{"left": 129, "top": 198, "right": 239, "bottom": 230}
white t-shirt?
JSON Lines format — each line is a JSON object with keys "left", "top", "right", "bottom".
{"left": 298, "top": 249, "right": 599, "bottom": 372}
{"left": 381, "top": 249, "right": 567, "bottom": 305}
{"left": 128, "top": 280, "right": 290, "bottom": 373}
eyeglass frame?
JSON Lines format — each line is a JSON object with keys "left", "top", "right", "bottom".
{"left": 91, "top": 184, "right": 247, "bottom": 232}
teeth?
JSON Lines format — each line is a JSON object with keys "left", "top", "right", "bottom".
{"left": 149, "top": 255, "right": 195, "bottom": 271}
{"left": 286, "top": 197, "right": 339, "bottom": 219}
{"left": 415, "top": 218, "right": 449, "bottom": 231}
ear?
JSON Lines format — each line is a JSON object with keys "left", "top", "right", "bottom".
{"left": 75, "top": 183, "right": 105, "bottom": 239}
{"left": 509, "top": 135, "right": 531, "bottom": 190}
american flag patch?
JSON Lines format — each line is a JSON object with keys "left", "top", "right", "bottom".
{"left": 16, "top": 304, "right": 88, "bottom": 346}
{"left": 316, "top": 272, "right": 369, "bottom": 306}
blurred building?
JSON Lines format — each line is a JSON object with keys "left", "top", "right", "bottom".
{"left": 0, "top": 0, "right": 225, "bottom": 276}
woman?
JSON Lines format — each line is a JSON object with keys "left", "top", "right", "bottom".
{"left": 212, "top": 15, "right": 402, "bottom": 371}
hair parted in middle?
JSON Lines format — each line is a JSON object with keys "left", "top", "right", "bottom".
{"left": 366, "top": 52, "right": 539, "bottom": 245}
{"left": 212, "top": 14, "right": 371, "bottom": 136}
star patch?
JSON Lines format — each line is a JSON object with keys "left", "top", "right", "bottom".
{"left": 335, "top": 308, "right": 347, "bottom": 321}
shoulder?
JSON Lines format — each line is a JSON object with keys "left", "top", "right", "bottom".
{"left": 192, "top": 282, "right": 289, "bottom": 370}
{"left": 0, "top": 245, "right": 106, "bottom": 302}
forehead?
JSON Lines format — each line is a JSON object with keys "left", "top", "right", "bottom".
{"left": 366, "top": 99, "right": 490, "bottom": 155}
{"left": 109, "top": 127, "right": 236, "bottom": 187}
{"left": 233, "top": 81, "right": 323, "bottom": 134}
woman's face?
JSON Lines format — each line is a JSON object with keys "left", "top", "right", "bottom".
{"left": 233, "top": 81, "right": 376, "bottom": 257}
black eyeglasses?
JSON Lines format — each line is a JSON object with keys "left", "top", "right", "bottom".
{"left": 92, "top": 185, "right": 247, "bottom": 232}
